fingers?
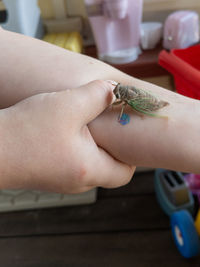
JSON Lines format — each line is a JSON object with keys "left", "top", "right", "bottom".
{"left": 71, "top": 80, "right": 117, "bottom": 124}
{"left": 86, "top": 147, "right": 135, "bottom": 188}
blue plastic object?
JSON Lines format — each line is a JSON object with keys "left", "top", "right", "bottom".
{"left": 154, "top": 169, "right": 194, "bottom": 216}
{"left": 171, "top": 210, "right": 200, "bottom": 258}
{"left": 119, "top": 113, "right": 130, "bottom": 125}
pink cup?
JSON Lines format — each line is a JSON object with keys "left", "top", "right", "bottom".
{"left": 103, "top": 0, "right": 128, "bottom": 19}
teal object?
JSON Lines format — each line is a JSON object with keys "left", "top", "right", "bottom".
{"left": 119, "top": 113, "right": 130, "bottom": 125}
{"left": 171, "top": 210, "right": 200, "bottom": 258}
{"left": 154, "top": 169, "right": 194, "bottom": 216}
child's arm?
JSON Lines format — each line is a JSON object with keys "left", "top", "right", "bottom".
{"left": 0, "top": 28, "right": 167, "bottom": 108}
{"left": 0, "top": 28, "right": 200, "bottom": 175}
{"left": 89, "top": 88, "right": 200, "bottom": 174}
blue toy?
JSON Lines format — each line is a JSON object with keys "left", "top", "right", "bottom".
{"left": 154, "top": 169, "right": 200, "bottom": 258}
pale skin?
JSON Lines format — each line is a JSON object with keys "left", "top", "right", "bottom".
{"left": 0, "top": 27, "right": 200, "bottom": 193}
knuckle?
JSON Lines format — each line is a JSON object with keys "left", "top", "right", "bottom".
{"left": 74, "top": 164, "right": 90, "bottom": 187}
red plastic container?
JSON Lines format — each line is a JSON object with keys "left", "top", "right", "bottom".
{"left": 159, "top": 44, "right": 200, "bottom": 99}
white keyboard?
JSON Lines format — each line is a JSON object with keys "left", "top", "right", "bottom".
{"left": 0, "top": 188, "right": 97, "bottom": 212}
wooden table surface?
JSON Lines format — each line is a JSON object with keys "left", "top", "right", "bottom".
{"left": 0, "top": 171, "right": 199, "bottom": 267}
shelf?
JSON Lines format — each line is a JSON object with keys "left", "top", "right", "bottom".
{"left": 85, "top": 44, "right": 169, "bottom": 78}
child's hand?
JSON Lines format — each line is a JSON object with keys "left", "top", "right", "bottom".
{"left": 0, "top": 80, "right": 134, "bottom": 193}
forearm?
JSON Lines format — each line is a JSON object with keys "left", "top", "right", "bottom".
{"left": 0, "top": 28, "right": 131, "bottom": 108}
{"left": 0, "top": 29, "right": 200, "bottom": 174}
{"left": 0, "top": 109, "right": 20, "bottom": 188}
{"left": 0, "top": 29, "right": 172, "bottom": 107}
{"left": 89, "top": 90, "right": 200, "bottom": 173}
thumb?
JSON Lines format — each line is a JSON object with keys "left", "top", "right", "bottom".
{"left": 72, "top": 80, "right": 117, "bottom": 124}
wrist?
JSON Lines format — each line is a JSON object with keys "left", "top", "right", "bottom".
{"left": 172, "top": 98, "right": 200, "bottom": 173}
{"left": 0, "top": 108, "right": 27, "bottom": 189}
{"left": 0, "top": 109, "right": 12, "bottom": 188}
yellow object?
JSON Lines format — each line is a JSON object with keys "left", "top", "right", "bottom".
{"left": 195, "top": 209, "right": 200, "bottom": 236}
{"left": 54, "top": 33, "right": 69, "bottom": 48}
{"left": 43, "top": 33, "right": 57, "bottom": 44}
{"left": 43, "top": 32, "right": 83, "bottom": 53}
{"left": 64, "top": 32, "right": 82, "bottom": 53}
